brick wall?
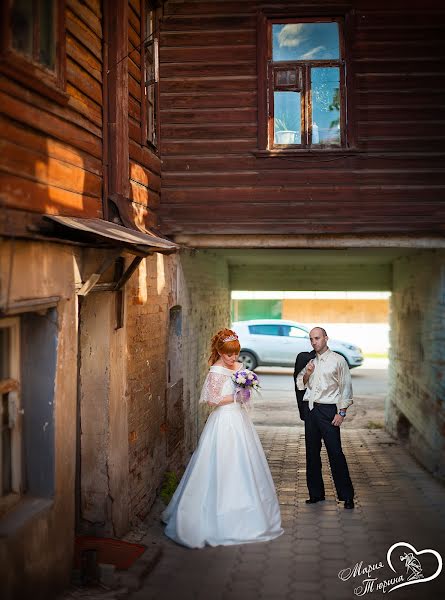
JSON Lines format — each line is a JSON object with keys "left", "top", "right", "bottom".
{"left": 387, "top": 250, "right": 445, "bottom": 479}
{"left": 125, "top": 250, "right": 230, "bottom": 524}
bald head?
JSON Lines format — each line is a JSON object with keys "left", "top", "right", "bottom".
{"left": 309, "top": 327, "right": 329, "bottom": 354}
{"left": 310, "top": 326, "right": 327, "bottom": 337}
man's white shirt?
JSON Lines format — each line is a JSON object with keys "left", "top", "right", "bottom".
{"left": 296, "top": 348, "right": 353, "bottom": 411}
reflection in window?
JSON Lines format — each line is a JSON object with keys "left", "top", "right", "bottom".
{"left": 269, "top": 20, "right": 344, "bottom": 148}
{"left": 312, "top": 67, "right": 341, "bottom": 146}
{"left": 274, "top": 91, "right": 301, "bottom": 145}
{"left": 272, "top": 23, "right": 339, "bottom": 61}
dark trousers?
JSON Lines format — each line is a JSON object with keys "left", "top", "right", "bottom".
{"left": 304, "top": 403, "right": 354, "bottom": 501}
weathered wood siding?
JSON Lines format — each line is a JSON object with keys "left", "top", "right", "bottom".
{"left": 127, "top": 0, "right": 161, "bottom": 230}
{"left": 0, "top": 0, "right": 103, "bottom": 218}
{"left": 158, "top": 0, "right": 445, "bottom": 235}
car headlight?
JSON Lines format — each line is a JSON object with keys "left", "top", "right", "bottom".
{"left": 344, "top": 344, "right": 358, "bottom": 351}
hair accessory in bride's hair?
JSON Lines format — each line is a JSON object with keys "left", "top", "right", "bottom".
{"left": 223, "top": 334, "right": 238, "bottom": 342}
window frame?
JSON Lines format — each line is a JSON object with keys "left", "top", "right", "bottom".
{"left": 0, "top": 317, "right": 22, "bottom": 518}
{"left": 0, "top": 0, "right": 67, "bottom": 105}
{"left": 141, "top": 0, "right": 161, "bottom": 151}
{"left": 257, "top": 9, "right": 354, "bottom": 153}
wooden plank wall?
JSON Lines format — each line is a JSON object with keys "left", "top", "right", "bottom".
{"left": 0, "top": 0, "right": 103, "bottom": 218}
{"left": 127, "top": 0, "right": 161, "bottom": 230}
{"left": 158, "top": 0, "right": 445, "bottom": 236}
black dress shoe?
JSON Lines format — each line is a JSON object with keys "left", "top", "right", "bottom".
{"left": 305, "top": 496, "right": 325, "bottom": 504}
{"left": 344, "top": 499, "right": 355, "bottom": 509}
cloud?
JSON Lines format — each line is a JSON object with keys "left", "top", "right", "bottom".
{"left": 277, "top": 24, "right": 307, "bottom": 48}
{"left": 301, "top": 46, "right": 326, "bottom": 59}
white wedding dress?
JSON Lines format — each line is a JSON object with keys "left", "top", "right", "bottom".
{"left": 162, "top": 365, "right": 283, "bottom": 548}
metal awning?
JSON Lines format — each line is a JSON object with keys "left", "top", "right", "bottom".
{"left": 43, "top": 216, "right": 179, "bottom": 300}
{"left": 45, "top": 216, "right": 179, "bottom": 254}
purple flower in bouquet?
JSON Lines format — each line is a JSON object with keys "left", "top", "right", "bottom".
{"left": 231, "top": 369, "right": 260, "bottom": 405}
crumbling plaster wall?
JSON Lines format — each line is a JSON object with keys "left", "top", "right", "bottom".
{"left": 388, "top": 249, "right": 445, "bottom": 479}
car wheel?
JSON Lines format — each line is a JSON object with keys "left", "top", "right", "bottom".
{"left": 239, "top": 351, "right": 258, "bottom": 370}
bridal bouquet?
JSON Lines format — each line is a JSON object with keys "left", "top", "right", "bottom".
{"left": 232, "top": 368, "right": 260, "bottom": 407}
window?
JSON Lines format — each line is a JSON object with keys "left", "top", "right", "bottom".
{"left": 0, "top": 309, "right": 57, "bottom": 522}
{"left": 265, "top": 19, "right": 345, "bottom": 149}
{"left": 0, "top": 0, "right": 66, "bottom": 103}
{"left": 0, "top": 318, "right": 22, "bottom": 517}
{"left": 142, "top": 1, "right": 161, "bottom": 148}
{"left": 249, "top": 324, "right": 282, "bottom": 336}
{"left": 283, "top": 325, "right": 309, "bottom": 338}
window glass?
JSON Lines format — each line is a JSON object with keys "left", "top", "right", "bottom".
{"left": 272, "top": 23, "right": 339, "bottom": 62}
{"left": 274, "top": 91, "right": 301, "bottom": 144}
{"left": 311, "top": 67, "right": 341, "bottom": 145}
{"left": 11, "top": 0, "right": 34, "bottom": 57}
{"left": 283, "top": 326, "right": 309, "bottom": 338}
{"left": 249, "top": 324, "right": 281, "bottom": 336}
{"left": 39, "top": 0, "right": 55, "bottom": 70}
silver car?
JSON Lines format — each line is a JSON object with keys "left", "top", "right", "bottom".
{"left": 232, "top": 319, "right": 364, "bottom": 370}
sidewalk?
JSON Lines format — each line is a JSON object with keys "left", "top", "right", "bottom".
{"left": 127, "top": 426, "right": 445, "bottom": 600}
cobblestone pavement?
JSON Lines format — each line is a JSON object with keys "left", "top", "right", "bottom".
{"left": 59, "top": 425, "right": 445, "bottom": 600}
{"left": 125, "top": 426, "right": 445, "bottom": 600}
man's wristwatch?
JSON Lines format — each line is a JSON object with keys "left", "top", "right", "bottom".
{"left": 338, "top": 409, "right": 347, "bottom": 418}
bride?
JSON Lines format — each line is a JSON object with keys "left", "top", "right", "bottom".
{"left": 162, "top": 328, "right": 283, "bottom": 548}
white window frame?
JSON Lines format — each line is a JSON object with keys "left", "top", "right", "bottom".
{"left": 0, "top": 317, "right": 22, "bottom": 517}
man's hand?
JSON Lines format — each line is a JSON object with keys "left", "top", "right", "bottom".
{"left": 332, "top": 414, "right": 344, "bottom": 427}
{"left": 303, "top": 359, "right": 315, "bottom": 385}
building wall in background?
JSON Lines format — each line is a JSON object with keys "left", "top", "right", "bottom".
{"left": 387, "top": 250, "right": 445, "bottom": 479}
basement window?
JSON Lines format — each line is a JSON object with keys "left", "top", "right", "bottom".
{"left": 261, "top": 18, "right": 346, "bottom": 150}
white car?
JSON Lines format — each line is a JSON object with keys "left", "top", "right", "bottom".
{"left": 231, "top": 320, "right": 364, "bottom": 370}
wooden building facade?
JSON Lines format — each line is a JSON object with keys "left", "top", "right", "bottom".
{"left": 1, "top": 0, "right": 445, "bottom": 598}
{"left": 158, "top": 0, "right": 445, "bottom": 238}
{"left": 0, "top": 2, "right": 183, "bottom": 599}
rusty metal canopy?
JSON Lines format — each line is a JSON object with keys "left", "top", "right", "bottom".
{"left": 46, "top": 216, "right": 178, "bottom": 254}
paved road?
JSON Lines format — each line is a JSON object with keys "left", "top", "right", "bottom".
{"left": 251, "top": 360, "right": 388, "bottom": 429}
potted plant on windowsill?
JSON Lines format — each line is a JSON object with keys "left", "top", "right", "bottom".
{"left": 274, "top": 116, "right": 299, "bottom": 144}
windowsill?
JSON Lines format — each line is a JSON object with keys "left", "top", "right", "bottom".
{"left": 0, "top": 496, "right": 53, "bottom": 538}
{"left": 252, "top": 147, "right": 358, "bottom": 158}
{"left": 0, "top": 50, "right": 68, "bottom": 106}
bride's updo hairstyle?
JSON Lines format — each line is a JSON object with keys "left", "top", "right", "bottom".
{"left": 208, "top": 328, "right": 241, "bottom": 365}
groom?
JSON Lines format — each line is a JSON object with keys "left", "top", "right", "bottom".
{"left": 295, "top": 327, "right": 355, "bottom": 509}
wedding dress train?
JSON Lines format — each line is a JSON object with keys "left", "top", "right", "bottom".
{"left": 162, "top": 365, "right": 283, "bottom": 548}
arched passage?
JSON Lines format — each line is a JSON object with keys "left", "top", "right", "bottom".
{"left": 195, "top": 246, "right": 445, "bottom": 480}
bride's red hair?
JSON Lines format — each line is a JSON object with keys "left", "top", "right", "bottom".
{"left": 208, "top": 328, "right": 241, "bottom": 365}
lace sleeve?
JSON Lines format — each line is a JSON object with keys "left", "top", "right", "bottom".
{"left": 199, "top": 371, "right": 230, "bottom": 405}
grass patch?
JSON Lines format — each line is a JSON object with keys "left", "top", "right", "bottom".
{"left": 160, "top": 470, "right": 180, "bottom": 505}
{"left": 367, "top": 421, "right": 384, "bottom": 430}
